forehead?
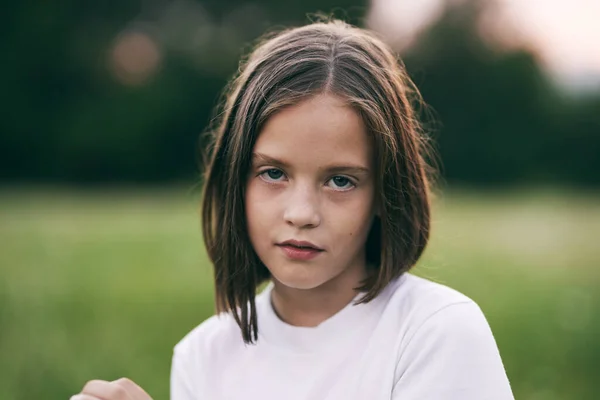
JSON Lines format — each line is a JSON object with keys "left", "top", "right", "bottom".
{"left": 254, "top": 94, "right": 372, "bottom": 167}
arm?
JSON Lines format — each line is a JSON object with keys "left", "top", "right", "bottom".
{"left": 392, "top": 301, "right": 514, "bottom": 400}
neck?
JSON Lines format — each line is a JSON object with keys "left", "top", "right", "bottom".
{"left": 270, "top": 263, "right": 368, "bottom": 327}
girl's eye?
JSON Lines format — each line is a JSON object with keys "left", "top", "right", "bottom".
{"left": 328, "top": 176, "right": 355, "bottom": 190}
{"left": 259, "top": 168, "right": 285, "bottom": 182}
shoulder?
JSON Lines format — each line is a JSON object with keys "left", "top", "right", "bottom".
{"left": 173, "top": 311, "right": 242, "bottom": 363}
{"left": 389, "top": 275, "right": 513, "bottom": 398}
{"left": 170, "top": 313, "right": 238, "bottom": 399}
{"left": 392, "top": 273, "right": 475, "bottom": 307}
{"left": 388, "top": 273, "right": 479, "bottom": 323}
{"left": 173, "top": 286, "right": 273, "bottom": 363}
{"left": 385, "top": 273, "right": 496, "bottom": 351}
{"left": 170, "top": 311, "right": 243, "bottom": 398}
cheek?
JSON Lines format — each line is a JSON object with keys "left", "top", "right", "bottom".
{"left": 245, "top": 182, "right": 261, "bottom": 226}
{"left": 329, "top": 192, "right": 375, "bottom": 240}
{"left": 245, "top": 181, "right": 277, "bottom": 230}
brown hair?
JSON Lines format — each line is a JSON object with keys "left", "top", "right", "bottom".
{"left": 201, "top": 19, "right": 435, "bottom": 343}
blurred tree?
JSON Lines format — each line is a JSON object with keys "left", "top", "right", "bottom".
{"left": 402, "top": 0, "right": 600, "bottom": 186}
{"left": 1, "top": 0, "right": 598, "bottom": 185}
{"left": 0, "top": 1, "right": 367, "bottom": 184}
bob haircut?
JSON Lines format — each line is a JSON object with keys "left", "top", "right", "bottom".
{"left": 201, "top": 19, "right": 435, "bottom": 343}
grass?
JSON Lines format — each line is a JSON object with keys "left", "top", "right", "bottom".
{"left": 0, "top": 186, "right": 599, "bottom": 399}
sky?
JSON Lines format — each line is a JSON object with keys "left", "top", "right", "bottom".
{"left": 369, "top": 0, "right": 600, "bottom": 91}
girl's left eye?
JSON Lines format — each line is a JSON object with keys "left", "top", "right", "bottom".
{"left": 327, "top": 176, "right": 355, "bottom": 190}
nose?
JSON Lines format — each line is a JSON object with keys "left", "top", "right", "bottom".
{"left": 283, "top": 184, "right": 321, "bottom": 229}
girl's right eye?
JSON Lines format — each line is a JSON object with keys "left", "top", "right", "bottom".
{"left": 259, "top": 168, "right": 285, "bottom": 182}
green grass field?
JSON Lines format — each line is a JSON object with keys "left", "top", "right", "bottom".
{"left": 1, "top": 187, "right": 599, "bottom": 400}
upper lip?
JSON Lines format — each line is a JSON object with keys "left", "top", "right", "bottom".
{"left": 277, "top": 239, "right": 324, "bottom": 251}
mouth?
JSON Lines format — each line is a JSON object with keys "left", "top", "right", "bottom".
{"left": 276, "top": 239, "right": 324, "bottom": 251}
{"left": 276, "top": 240, "right": 324, "bottom": 260}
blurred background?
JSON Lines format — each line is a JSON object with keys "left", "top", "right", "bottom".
{"left": 1, "top": 0, "right": 599, "bottom": 398}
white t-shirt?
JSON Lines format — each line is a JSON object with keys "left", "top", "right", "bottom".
{"left": 170, "top": 273, "right": 514, "bottom": 399}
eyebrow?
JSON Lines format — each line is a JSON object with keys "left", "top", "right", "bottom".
{"left": 252, "top": 152, "right": 370, "bottom": 175}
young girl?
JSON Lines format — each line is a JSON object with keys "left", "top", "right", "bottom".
{"left": 72, "top": 19, "right": 514, "bottom": 400}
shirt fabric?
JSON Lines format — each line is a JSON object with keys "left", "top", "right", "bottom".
{"left": 170, "top": 273, "right": 514, "bottom": 399}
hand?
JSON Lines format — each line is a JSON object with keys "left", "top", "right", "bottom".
{"left": 71, "top": 377, "right": 152, "bottom": 400}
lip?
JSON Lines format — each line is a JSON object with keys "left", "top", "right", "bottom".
{"left": 276, "top": 239, "right": 324, "bottom": 261}
{"left": 277, "top": 239, "right": 324, "bottom": 250}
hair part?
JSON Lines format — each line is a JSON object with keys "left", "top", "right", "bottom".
{"left": 201, "top": 19, "right": 436, "bottom": 344}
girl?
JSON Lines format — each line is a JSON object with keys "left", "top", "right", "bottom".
{"left": 72, "top": 19, "right": 514, "bottom": 400}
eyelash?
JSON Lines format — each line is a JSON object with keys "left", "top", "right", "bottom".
{"left": 257, "top": 168, "right": 356, "bottom": 191}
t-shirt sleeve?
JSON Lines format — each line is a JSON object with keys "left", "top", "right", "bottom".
{"left": 392, "top": 301, "right": 514, "bottom": 400}
{"left": 170, "top": 345, "right": 197, "bottom": 400}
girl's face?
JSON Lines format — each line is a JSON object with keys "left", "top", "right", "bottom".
{"left": 246, "top": 94, "right": 376, "bottom": 292}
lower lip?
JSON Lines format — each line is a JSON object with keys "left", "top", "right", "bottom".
{"left": 278, "top": 245, "right": 323, "bottom": 260}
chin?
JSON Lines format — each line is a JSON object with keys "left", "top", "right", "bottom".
{"left": 270, "top": 267, "right": 330, "bottom": 291}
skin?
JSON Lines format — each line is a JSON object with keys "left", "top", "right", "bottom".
{"left": 246, "top": 93, "right": 377, "bottom": 327}
{"left": 71, "top": 378, "right": 151, "bottom": 400}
